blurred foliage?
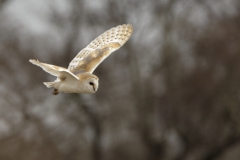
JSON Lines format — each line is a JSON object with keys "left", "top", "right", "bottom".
{"left": 0, "top": 0, "right": 240, "bottom": 160}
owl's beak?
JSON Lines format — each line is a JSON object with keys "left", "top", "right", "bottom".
{"left": 93, "top": 83, "right": 99, "bottom": 92}
{"left": 93, "top": 85, "right": 96, "bottom": 92}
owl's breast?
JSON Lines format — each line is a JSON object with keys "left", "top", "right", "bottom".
{"left": 58, "top": 80, "right": 82, "bottom": 93}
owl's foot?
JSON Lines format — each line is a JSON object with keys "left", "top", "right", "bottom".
{"left": 52, "top": 89, "right": 59, "bottom": 95}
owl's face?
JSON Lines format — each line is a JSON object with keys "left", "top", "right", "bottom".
{"left": 85, "top": 77, "right": 99, "bottom": 93}
{"left": 77, "top": 73, "right": 99, "bottom": 94}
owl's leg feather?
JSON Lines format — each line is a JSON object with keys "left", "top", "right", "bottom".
{"left": 43, "top": 82, "right": 55, "bottom": 88}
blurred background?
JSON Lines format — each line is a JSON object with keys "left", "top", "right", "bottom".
{"left": 0, "top": 0, "right": 240, "bottom": 160}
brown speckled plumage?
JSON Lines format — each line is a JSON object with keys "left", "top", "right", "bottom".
{"left": 68, "top": 24, "right": 133, "bottom": 73}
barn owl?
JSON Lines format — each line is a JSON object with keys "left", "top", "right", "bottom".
{"left": 29, "top": 24, "right": 133, "bottom": 95}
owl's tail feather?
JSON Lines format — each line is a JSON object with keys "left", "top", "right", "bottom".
{"left": 43, "top": 82, "right": 55, "bottom": 88}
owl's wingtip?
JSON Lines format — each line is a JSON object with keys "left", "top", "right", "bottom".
{"left": 29, "top": 59, "right": 40, "bottom": 65}
{"left": 126, "top": 24, "right": 133, "bottom": 30}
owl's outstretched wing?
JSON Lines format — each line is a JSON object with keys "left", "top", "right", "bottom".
{"left": 29, "top": 59, "right": 79, "bottom": 80}
{"left": 68, "top": 24, "right": 133, "bottom": 74}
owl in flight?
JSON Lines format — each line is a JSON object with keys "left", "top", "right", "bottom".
{"left": 29, "top": 24, "right": 133, "bottom": 95}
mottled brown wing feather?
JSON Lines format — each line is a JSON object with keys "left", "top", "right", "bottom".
{"left": 68, "top": 24, "right": 133, "bottom": 74}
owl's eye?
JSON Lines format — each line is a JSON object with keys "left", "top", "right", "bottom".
{"left": 89, "top": 82, "right": 96, "bottom": 91}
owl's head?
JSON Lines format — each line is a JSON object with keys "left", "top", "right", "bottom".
{"left": 86, "top": 76, "right": 99, "bottom": 93}
{"left": 79, "top": 73, "right": 99, "bottom": 94}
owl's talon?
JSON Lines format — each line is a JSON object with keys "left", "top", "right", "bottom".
{"left": 52, "top": 89, "right": 59, "bottom": 95}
